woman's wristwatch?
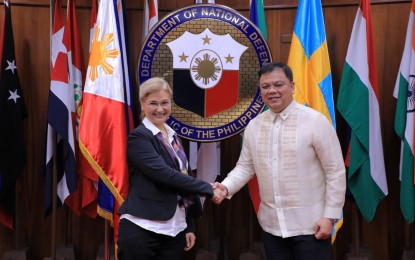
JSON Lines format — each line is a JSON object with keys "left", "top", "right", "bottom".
{"left": 326, "top": 218, "right": 339, "bottom": 225}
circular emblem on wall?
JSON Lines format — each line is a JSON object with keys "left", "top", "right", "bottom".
{"left": 138, "top": 4, "right": 272, "bottom": 142}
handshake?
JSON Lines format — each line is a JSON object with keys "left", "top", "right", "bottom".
{"left": 210, "top": 182, "right": 228, "bottom": 205}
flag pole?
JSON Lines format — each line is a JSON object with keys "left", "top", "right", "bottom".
{"left": 402, "top": 221, "right": 412, "bottom": 257}
{"left": 104, "top": 220, "right": 109, "bottom": 260}
{"left": 352, "top": 202, "right": 361, "bottom": 256}
{"left": 51, "top": 135, "right": 58, "bottom": 260}
{"left": 15, "top": 181, "right": 19, "bottom": 249}
{"left": 412, "top": 223, "right": 414, "bottom": 259}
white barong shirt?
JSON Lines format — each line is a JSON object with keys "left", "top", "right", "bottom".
{"left": 222, "top": 100, "right": 346, "bottom": 238}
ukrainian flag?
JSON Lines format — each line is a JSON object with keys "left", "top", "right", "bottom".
{"left": 287, "top": 0, "right": 335, "bottom": 126}
{"left": 287, "top": 0, "right": 341, "bottom": 243}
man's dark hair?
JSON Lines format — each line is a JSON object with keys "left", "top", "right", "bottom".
{"left": 258, "top": 62, "right": 293, "bottom": 82}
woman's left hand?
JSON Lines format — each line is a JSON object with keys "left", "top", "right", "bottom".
{"left": 184, "top": 232, "right": 196, "bottom": 251}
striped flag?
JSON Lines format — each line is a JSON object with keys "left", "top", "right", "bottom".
{"left": 247, "top": 0, "right": 267, "bottom": 214}
{"left": 0, "top": 0, "right": 27, "bottom": 229}
{"left": 337, "top": 0, "right": 388, "bottom": 222}
{"left": 287, "top": 0, "right": 342, "bottom": 242}
{"left": 79, "top": 0, "right": 133, "bottom": 244}
{"left": 74, "top": 0, "right": 99, "bottom": 218}
{"left": 44, "top": 0, "right": 78, "bottom": 216}
{"left": 393, "top": 0, "right": 415, "bottom": 223}
{"left": 142, "top": 0, "right": 158, "bottom": 42}
{"left": 63, "top": 0, "right": 98, "bottom": 218}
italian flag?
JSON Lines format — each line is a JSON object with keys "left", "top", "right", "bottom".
{"left": 337, "top": 0, "right": 388, "bottom": 222}
{"left": 393, "top": 0, "right": 415, "bottom": 224}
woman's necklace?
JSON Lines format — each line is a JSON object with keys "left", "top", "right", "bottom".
{"left": 162, "top": 128, "right": 168, "bottom": 141}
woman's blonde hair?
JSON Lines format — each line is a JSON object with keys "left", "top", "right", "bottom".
{"left": 139, "top": 77, "right": 172, "bottom": 103}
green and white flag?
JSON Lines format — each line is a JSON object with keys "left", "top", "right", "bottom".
{"left": 393, "top": 0, "right": 415, "bottom": 224}
{"left": 337, "top": 0, "right": 388, "bottom": 222}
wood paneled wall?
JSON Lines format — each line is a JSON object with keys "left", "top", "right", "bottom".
{"left": 0, "top": 0, "right": 412, "bottom": 259}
